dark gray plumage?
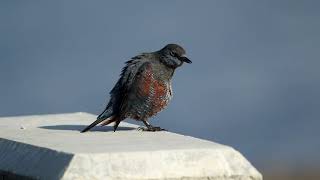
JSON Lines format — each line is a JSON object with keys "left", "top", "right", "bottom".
{"left": 81, "top": 44, "right": 192, "bottom": 132}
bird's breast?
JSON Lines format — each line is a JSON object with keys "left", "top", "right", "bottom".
{"left": 149, "top": 78, "right": 172, "bottom": 115}
{"left": 128, "top": 65, "right": 173, "bottom": 119}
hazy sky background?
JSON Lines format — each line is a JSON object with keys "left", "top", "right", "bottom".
{"left": 1, "top": 0, "right": 319, "bottom": 173}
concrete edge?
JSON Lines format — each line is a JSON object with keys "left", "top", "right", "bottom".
{"left": 0, "top": 138, "right": 73, "bottom": 180}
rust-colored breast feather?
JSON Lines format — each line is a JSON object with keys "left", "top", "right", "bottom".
{"left": 130, "top": 63, "right": 171, "bottom": 119}
{"left": 149, "top": 80, "right": 168, "bottom": 117}
{"left": 139, "top": 64, "right": 153, "bottom": 96}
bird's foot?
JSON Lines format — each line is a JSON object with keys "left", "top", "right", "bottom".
{"left": 137, "top": 126, "right": 166, "bottom": 132}
{"left": 146, "top": 125, "right": 166, "bottom": 131}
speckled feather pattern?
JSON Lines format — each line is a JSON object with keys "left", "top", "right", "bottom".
{"left": 125, "top": 62, "right": 173, "bottom": 120}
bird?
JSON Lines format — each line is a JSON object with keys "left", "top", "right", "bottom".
{"left": 81, "top": 44, "right": 192, "bottom": 132}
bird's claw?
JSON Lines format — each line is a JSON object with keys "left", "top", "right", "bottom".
{"left": 137, "top": 126, "right": 166, "bottom": 132}
{"left": 137, "top": 127, "right": 146, "bottom": 131}
{"left": 148, "top": 126, "right": 166, "bottom": 131}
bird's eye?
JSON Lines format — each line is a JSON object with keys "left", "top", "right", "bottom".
{"left": 170, "top": 52, "right": 177, "bottom": 57}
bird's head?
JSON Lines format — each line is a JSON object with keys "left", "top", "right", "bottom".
{"left": 158, "top": 44, "right": 192, "bottom": 68}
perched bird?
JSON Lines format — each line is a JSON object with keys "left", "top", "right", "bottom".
{"left": 81, "top": 44, "right": 192, "bottom": 132}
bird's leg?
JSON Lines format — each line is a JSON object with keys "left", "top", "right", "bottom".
{"left": 142, "top": 120, "right": 165, "bottom": 131}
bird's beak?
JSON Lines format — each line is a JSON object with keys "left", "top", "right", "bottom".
{"left": 179, "top": 55, "right": 192, "bottom": 64}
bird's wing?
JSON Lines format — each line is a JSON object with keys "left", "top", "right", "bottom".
{"left": 81, "top": 54, "right": 150, "bottom": 133}
{"left": 109, "top": 54, "right": 151, "bottom": 117}
{"left": 82, "top": 54, "right": 148, "bottom": 132}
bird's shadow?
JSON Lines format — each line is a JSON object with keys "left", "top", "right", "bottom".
{"left": 39, "top": 125, "right": 136, "bottom": 132}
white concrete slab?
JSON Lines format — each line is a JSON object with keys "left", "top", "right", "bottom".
{"left": 0, "top": 112, "right": 262, "bottom": 180}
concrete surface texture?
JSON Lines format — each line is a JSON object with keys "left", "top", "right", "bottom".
{"left": 0, "top": 112, "right": 262, "bottom": 180}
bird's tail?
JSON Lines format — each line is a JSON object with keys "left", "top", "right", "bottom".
{"left": 81, "top": 108, "right": 114, "bottom": 133}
